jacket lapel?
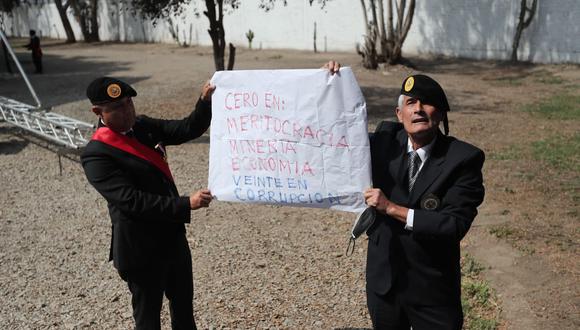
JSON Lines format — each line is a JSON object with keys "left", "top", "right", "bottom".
{"left": 409, "top": 135, "right": 447, "bottom": 205}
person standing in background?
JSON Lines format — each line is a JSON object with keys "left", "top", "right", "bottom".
{"left": 25, "top": 30, "right": 42, "bottom": 74}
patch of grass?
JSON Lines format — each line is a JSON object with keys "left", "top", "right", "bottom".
{"left": 532, "top": 70, "right": 565, "bottom": 85}
{"left": 536, "top": 76, "right": 565, "bottom": 85}
{"left": 531, "top": 133, "right": 580, "bottom": 171}
{"left": 464, "top": 281, "right": 492, "bottom": 306}
{"left": 461, "top": 254, "right": 501, "bottom": 330}
{"left": 488, "top": 145, "right": 521, "bottom": 161}
{"left": 489, "top": 224, "right": 536, "bottom": 255}
{"left": 522, "top": 94, "right": 580, "bottom": 120}
{"left": 488, "top": 75, "right": 524, "bottom": 87}
{"left": 564, "top": 83, "right": 580, "bottom": 91}
{"left": 468, "top": 318, "right": 500, "bottom": 330}
{"left": 513, "top": 172, "right": 535, "bottom": 182}
{"left": 489, "top": 224, "right": 514, "bottom": 239}
{"left": 463, "top": 253, "right": 486, "bottom": 276}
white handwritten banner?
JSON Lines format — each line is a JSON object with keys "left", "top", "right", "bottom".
{"left": 208, "top": 68, "right": 371, "bottom": 213}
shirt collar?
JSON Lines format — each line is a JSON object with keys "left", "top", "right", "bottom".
{"left": 99, "top": 118, "right": 133, "bottom": 135}
{"left": 407, "top": 136, "right": 437, "bottom": 163}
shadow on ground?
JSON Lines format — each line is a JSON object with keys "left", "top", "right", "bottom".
{"left": 361, "top": 86, "right": 398, "bottom": 124}
{"left": 1, "top": 48, "right": 148, "bottom": 109}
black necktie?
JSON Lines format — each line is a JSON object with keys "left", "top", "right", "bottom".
{"left": 408, "top": 151, "right": 422, "bottom": 192}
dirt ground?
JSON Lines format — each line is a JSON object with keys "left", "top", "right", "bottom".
{"left": 0, "top": 40, "right": 578, "bottom": 329}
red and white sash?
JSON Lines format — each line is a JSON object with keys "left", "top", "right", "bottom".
{"left": 91, "top": 127, "right": 174, "bottom": 182}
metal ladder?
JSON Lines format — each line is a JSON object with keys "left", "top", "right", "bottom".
{"left": 0, "top": 29, "right": 94, "bottom": 149}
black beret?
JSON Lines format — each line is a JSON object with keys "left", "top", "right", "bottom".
{"left": 86, "top": 77, "right": 137, "bottom": 105}
{"left": 400, "top": 74, "right": 450, "bottom": 112}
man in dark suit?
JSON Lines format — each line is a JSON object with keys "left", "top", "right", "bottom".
{"left": 81, "top": 77, "right": 214, "bottom": 330}
{"left": 363, "top": 74, "right": 485, "bottom": 330}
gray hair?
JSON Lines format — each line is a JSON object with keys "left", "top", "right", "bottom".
{"left": 398, "top": 94, "right": 404, "bottom": 108}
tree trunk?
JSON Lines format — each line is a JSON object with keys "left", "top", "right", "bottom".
{"left": 359, "top": 0, "right": 415, "bottom": 68}
{"left": 357, "top": 25, "right": 378, "bottom": 69}
{"left": 69, "top": 0, "right": 90, "bottom": 41}
{"left": 313, "top": 22, "right": 317, "bottom": 53}
{"left": 511, "top": 0, "right": 537, "bottom": 62}
{"left": 511, "top": 4, "right": 525, "bottom": 62}
{"left": 227, "top": 42, "right": 235, "bottom": 70}
{"left": 391, "top": 0, "right": 414, "bottom": 64}
{"left": 369, "top": 0, "right": 379, "bottom": 55}
{"left": 54, "top": 0, "right": 76, "bottom": 43}
{"left": 357, "top": 0, "right": 378, "bottom": 69}
{"left": 360, "top": 0, "right": 370, "bottom": 37}
{"left": 377, "top": 0, "right": 387, "bottom": 61}
{"left": 204, "top": 0, "right": 229, "bottom": 71}
{"left": 88, "top": 0, "right": 99, "bottom": 42}
{"left": 389, "top": 42, "right": 402, "bottom": 65}
{"left": 385, "top": 0, "right": 414, "bottom": 65}
{"left": 385, "top": 0, "right": 394, "bottom": 60}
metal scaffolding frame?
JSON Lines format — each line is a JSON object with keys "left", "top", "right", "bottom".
{"left": 0, "top": 29, "right": 94, "bottom": 149}
{"left": 0, "top": 96, "right": 94, "bottom": 149}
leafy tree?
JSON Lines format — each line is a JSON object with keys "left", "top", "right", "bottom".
{"left": 0, "top": 0, "right": 20, "bottom": 12}
{"left": 130, "top": 0, "right": 328, "bottom": 71}
{"left": 53, "top": 0, "right": 76, "bottom": 43}
{"left": 130, "top": 0, "right": 239, "bottom": 71}
{"left": 511, "top": 0, "right": 537, "bottom": 62}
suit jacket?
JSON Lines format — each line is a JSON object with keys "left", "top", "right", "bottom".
{"left": 81, "top": 99, "right": 211, "bottom": 278}
{"left": 366, "top": 121, "right": 485, "bottom": 306}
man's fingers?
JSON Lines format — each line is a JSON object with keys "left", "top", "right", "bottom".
{"left": 331, "top": 61, "right": 341, "bottom": 73}
{"left": 201, "top": 81, "right": 215, "bottom": 101}
{"left": 363, "top": 188, "right": 378, "bottom": 198}
{"left": 322, "top": 60, "right": 341, "bottom": 74}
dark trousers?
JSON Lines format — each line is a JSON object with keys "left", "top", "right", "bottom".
{"left": 32, "top": 55, "right": 42, "bottom": 73}
{"left": 367, "top": 287, "right": 463, "bottom": 330}
{"left": 125, "top": 236, "right": 196, "bottom": 330}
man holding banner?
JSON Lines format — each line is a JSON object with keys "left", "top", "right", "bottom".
{"left": 81, "top": 77, "right": 214, "bottom": 330}
{"left": 363, "top": 75, "right": 485, "bottom": 330}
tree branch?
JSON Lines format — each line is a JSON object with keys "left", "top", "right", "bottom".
{"left": 522, "top": 0, "right": 537, "bottom": 28}
{"left": 400, "top": 0, "right": 415, "bottom": 43}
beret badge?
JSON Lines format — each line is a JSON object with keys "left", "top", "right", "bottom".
{"left": 420, "top": 193, "right": 440, "bottom": 211}
{"left": 107, "top": 83, "right": 122, "bottom": 99}
{"left": 404, "top": 76, "right": 414, "bottom": 92}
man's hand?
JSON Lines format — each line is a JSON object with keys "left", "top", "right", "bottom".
{"left": 363, "top": 188, "right": 409, "bottom": 223}
{"left": 190, "top": 189, "right": 213, "bottom": 210}
{"left": 322, "top": 60, "right": 341, "bottom": 75}
{"left": 364, "top": 188, "right": 389, "bottom": 215}
{"left": 200, "top": 81, "right": 216, "bottom": 102}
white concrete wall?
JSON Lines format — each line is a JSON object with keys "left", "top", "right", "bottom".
{"left": 2, "top": 0, "right": 579, "bottom": 64}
